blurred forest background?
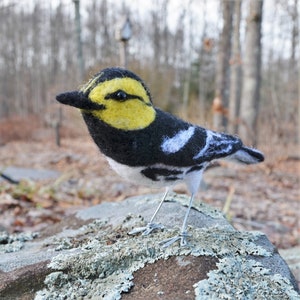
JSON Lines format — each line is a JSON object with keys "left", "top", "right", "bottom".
{"left": 0, "top": 0, "right": 299, "bottom": 145}
{"left": 0, "top": 0, "right": 299, "bottom": 255}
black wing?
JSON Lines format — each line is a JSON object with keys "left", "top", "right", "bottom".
{"left": 153, "top": 109, "right": 242, "bottom": 166}
{"left": 82, "top": 108, "right": 243, "bottom": 167}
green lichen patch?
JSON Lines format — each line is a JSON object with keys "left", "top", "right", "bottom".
{"left": 0, "top": 231, "right": 38, "bottom": 253}
{"left": 35, "top": 215, "right": 273, "bottom": 300}
{"left": 194, "top": 256, "right": 300, "bottom": 300}
{"left": 177, "top": 228, "right": 271, "bottom": 258}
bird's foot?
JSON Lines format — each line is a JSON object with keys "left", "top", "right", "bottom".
{"left": 128, "top": 222, "right": 164, "bottom": 236}
{"left": 159, "top": 231, "right": 191, "bottom": 248}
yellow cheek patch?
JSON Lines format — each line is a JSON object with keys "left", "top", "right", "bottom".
{"left": 91, "top": 100, "right": 156, "bottom": 130}
{"left": 88, "top": 77, "right": 155, "bottom": 130}
{"left": 88, "top": 77, "right": 152, "bottom": 106}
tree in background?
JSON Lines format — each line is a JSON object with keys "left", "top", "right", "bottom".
{"left": 213, "top": 0, "right": 233, "bottom": 131}
{"left": 73, "top": 0, "right": 85, "bottom": 81}
{"left": 239, "top": 0, "right": 263, "bottom": 146}
{"left": 228, "top": 0, "right": 242, "bottom": 135}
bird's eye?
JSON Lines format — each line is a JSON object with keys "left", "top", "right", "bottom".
{"left": 115, "top": 90, "right": 127, "bottom": 100}
{"left": 104, "top": 90, "right": 129, "bottom": 101}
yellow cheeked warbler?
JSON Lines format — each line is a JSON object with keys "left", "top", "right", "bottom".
{"left": 56, "top": 67, "right": 264, "bottom": 247}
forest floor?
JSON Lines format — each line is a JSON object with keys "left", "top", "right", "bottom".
{"left": 0, "top": 135, "right": 299, "bottom": 250}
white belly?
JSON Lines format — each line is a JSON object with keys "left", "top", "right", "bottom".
{"left": 106, "top": 157, "right": 207, "bottom": 193}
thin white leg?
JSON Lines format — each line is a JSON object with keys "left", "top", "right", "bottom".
{"left": 180, "top": 193, "right": 194, "bottom": 235}
{"left": 128, "top": 188, "right": 169, "bottom": 236}
{"left": 149, "top": 187, "right": 169, "bottom": 223}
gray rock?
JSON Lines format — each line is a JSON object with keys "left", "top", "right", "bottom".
{"left": 0, "top": 166, "right": 60, "bottom": 183}
{"left": 279, "top": 247, "right": 300, "bottom": 286}
{"left": 0, "top": 193, "right": 299, "bottom": 300}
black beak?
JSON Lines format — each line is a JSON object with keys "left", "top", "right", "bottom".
{"left": 56, "top": 91, "right": 105, "bottom": 110}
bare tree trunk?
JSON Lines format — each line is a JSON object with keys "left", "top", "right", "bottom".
{"left": 213, "top": 0, "right": 233, "bottom": 131}
{"left": 182, "top": 67, "right": 191, "bottom": 119}
{"left": 289, "top": 0, "right": 299, "bottom": 142}
{"left": 198, "top": 0, "right": 208, "bottom": 124}
{"left": 182, "top": 0, "right": 193, "bottom": 119}
{"left": 290, "top": 0, "right": 298, "bottom": 70}
{"left": 228, "top": 0, "right": 242, "bottom": 134}
{"left": 239, "top": 0, "right": 263, "bottom": 145}
{"left": 73, "top": 0, "right": 85, "bottom": 81}
{"left": 298, "top": 62, "right": 300, "bottom": 145}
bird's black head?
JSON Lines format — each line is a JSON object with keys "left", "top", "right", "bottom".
{"left": 56, "top": 67, "right": 156, "bottom": 130}
{"left": 56, "top": 67, "right": 152, "bottom": 110}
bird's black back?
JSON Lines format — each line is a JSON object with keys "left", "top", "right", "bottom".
{"left": 82, "top": 108, "right": 242, "bottom": 167}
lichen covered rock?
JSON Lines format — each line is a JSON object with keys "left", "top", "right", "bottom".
{"left": 0, "top": 194, "right": 299, "bottom": 299}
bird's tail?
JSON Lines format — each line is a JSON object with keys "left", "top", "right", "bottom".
{"left": 229, "top": 146, "right": 264, "bottom": 164}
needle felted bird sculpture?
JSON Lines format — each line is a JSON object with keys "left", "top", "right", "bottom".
{"left": 56, "top": 67, "right": 264, "bottom": 247}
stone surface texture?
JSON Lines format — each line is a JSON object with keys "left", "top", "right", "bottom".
{"left": 0, "top": 193, "right": 299, "bottom": 300}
